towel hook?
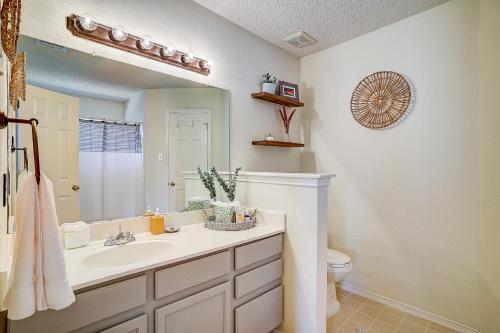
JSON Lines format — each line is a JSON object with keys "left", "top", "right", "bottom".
{"left": 0, "top": 111, "right": 41, "bottom": 184}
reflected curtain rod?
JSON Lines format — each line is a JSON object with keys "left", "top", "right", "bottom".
{"left": 79, "top": 117, "right": 142, "bottom": 127}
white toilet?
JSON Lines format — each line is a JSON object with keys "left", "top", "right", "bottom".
{"left": 326, "top": 249, "right": 352, "bottom": 317}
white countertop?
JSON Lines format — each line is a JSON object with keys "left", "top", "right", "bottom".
{"left": 65, "top": 223, "right": 284, "bottom": 291}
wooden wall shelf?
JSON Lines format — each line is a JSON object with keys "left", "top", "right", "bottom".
{"left": 252, "top": 140, "right": 304, "bottom": 148}
{"left": 251, "top": 92, "right": 304, "bottom": 107}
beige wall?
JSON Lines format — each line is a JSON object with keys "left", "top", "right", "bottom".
{"left": 125, "top": 91, "right": 146, "bottom": 123}
{"left": 78, "top": 96, "right": 126, "bottom": 121}
{"left": 144, "top": 88, "right": 229, "bottom": 212}
{"left": 478, "top": 0, "right": 500, "bottom": 332}
{"left": 301, "top": 0, "right": 498, "bottom": 330}
{"left": 20, "top": 0, "right": 302, "bottom": 173}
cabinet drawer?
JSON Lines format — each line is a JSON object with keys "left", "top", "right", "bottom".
{"left": 235, "top": 285, "right": 283, "bottom": 333}
{"left": 155, "top": 282, "right": 231, "bottom": 333}
{"left": 235, "top": 258, "right": 282, "bottom": 298}
{"left": 9, "top": 275, "right": 147, "bottom": 333}
{"left": 100, "top": 314, "right": 147, "bottom": 333}
{"left": 155, "top": 251, "right": 230, "bottom": 299}
{"left": 235, "top": 235, "right": 282, "bottom": 270}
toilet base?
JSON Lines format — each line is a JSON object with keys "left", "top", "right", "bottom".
{"left": 327, "top": 298, "right": 340, "bottom": 317}
{"left": 327, "top": 272, "right": 341, "bottom": 317}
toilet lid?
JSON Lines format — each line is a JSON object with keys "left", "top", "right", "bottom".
{"left": 327, "top": 249, "right": 351, "bottom": 267}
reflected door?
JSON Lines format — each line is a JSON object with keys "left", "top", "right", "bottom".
{"left": 19, "top": 85, "right": 80, "bottom": 223}
{"left": 168, "top": 110, "right": 211, "bottom": 211}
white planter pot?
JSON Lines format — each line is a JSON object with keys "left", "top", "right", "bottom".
{"left": 213, "top": 201, "right": 239, "bottom": 223}
{"left": 186, "top": 197, "right": 211, "bottom": 211}
{"left": 262, "top": 82, "right": 276, "bottom": 94}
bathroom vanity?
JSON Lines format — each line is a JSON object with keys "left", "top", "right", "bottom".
{"left": 8, "top": 226, "right": 284, "bottom": 333}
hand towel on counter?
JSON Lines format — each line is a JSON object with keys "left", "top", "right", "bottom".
{"left": 62, "top": 221, "right": 90, "bottom": 250}
{"left": 2, "top": 172, "right": 75, "bottom": 320}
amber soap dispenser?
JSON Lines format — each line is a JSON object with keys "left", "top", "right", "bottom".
{"left": 150, "top": 208, "right": 165, "bottom": 235}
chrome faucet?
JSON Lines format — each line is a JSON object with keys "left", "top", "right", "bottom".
{"left": 104, "top": 225, "right": 136, "bottom": 246}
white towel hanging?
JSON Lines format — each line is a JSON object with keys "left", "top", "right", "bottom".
{"left": 2, "top": 172, "right": 75, "bottom": 320}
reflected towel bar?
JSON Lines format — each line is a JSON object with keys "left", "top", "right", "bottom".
{"left": 0, "top": 112, "right": 40, "bottom": 184}
{"left": 11, "top": 137, "right": 29, "bottom": 172}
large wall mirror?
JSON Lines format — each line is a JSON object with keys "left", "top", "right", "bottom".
{"left": 8, "top": 35, "right": 229, "bottom": 231}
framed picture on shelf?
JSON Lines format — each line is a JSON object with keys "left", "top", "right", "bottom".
{"left": 278, "top": 81, "right": 299, "bottom": 100}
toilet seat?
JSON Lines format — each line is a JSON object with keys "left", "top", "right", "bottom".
{"left": 328, "top": 262, "right": 351, "bottom": 269}
{"left": 327, "top": 249, "right": 351, "bottom": 268}
{"left": 327, "top": 262, "right": 352, "bottom": 273}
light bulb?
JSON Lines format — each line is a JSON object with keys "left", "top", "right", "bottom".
{"left": 160, "top": 43, "right": 176, "bottom": 57}
{"left": 138, "top": 35, "right": 154, "bottom": 50}
{"left": 78, "top": 14, "right": 97, "bottom": 32}
{"left": 181, "top": 51, "right": 195, "bottom": 64}
{"left": 199, "top": 60, "right": 210, "bottom": 70}
{"left": 110, "top": 25, "right": 128, "bottom": 42}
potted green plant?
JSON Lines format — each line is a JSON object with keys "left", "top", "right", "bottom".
{"left": 211, "top": 166, "right": 242, "bottom": 223}
{"left": 196, "top": 166, "right": 217, "bottom": 210}
{"left": 261, "top": 73, "right": 277, "bottom": 94}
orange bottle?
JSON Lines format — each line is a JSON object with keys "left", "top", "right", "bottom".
{"left": 150, "top": 208, "right": 165, "bottom": 235}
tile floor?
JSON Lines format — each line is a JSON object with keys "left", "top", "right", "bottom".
{"left": 328, "top": 286, "right": 458, "bottom": 333}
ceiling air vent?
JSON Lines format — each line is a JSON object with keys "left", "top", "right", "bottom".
{"left": 283, "top": 31, "right": 317, "bottom": 48}
{"left": 35, "top": 39, "right": 68, "bottom": 53}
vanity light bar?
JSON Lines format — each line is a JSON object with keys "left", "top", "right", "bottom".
{"left": 66, "top": 14, "right": 210, "bottom": 76}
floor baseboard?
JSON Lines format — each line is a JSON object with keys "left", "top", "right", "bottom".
{"left": 338, "top": 282, "right": 480, "bottom": 333}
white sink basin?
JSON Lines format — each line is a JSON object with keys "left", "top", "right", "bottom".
{"left": 81, "top": 241, "right": 172, "bottom": 268}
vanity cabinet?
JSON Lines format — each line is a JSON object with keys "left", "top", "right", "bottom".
{"left": 155, "top": 282, "right": 231, "bottom": 333}
{"left": 7, "top": 234, "right": 283, "bottom": 333}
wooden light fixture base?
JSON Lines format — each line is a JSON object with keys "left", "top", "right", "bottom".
{"left": 66, "top": 14, "right": 210, "bottom": 76}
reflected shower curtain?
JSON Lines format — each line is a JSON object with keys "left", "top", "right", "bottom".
{"left": 79, "top": 119, "right": 143, "bottom": 222}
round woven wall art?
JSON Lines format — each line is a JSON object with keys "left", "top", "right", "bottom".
{"left": 350, "top": 71, "right": 411, "bottom": 129}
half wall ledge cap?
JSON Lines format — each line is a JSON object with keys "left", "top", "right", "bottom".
{"left": 182, "top": 171, "right": 335, "bottom": 188}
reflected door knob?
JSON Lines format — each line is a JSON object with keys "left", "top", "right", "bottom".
{"left": 169, "top": 181, "right": 176, "bottom": 187}
{"left": 72, "top": 185, "right": 80, "bottom": 191}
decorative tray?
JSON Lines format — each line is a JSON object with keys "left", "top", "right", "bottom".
{"left": 202, "top": 210, "right": 256, "bottom": 231}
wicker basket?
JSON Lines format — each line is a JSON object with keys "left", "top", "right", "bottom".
{"left": 202, "top": 210, "right": 256, "bottom": 231}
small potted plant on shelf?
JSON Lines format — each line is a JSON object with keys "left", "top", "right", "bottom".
{"left": 265, "top": 131, "right": 275, "bottom": 141}
{"left": 261, "top": 73, "right": 277, "bottom": 94}
{"left": 211, "top": 166, "right": 242, "bottom": 223}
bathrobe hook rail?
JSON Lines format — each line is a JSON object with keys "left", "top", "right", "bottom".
{"left": 0, "top": 112, "right": 41, "bottom": 184}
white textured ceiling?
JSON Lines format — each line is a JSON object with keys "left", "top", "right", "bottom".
{"left": 193, "top": 0, "right": 449, "bottom": 57}
{"left": 19, "top": 36, "right": 204, "bottom": 101}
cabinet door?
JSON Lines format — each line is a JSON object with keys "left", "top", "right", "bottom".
{"left": 235, "top": 285, "right": 283, "bottom": 333}
{"left": 100, "top": 314, "right": 147, "bottom": 333}
{"left": 155, "top": 282, "right": 230, "bottom": 333}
